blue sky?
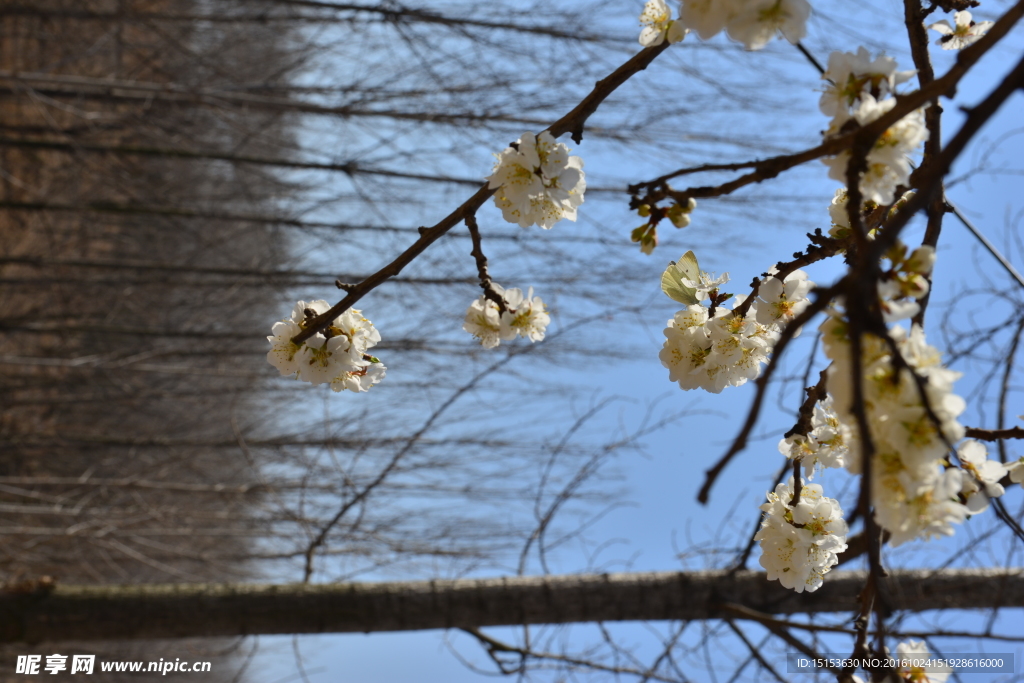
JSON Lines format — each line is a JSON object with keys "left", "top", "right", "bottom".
{"left": 251, "top": 2, "right": 1024, "bottom": 680}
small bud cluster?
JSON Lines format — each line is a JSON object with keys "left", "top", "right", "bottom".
{"left": 754, "top": 478, "right": 848, "bottom": 593}
{"left": 267, "top": 300, "right": 386, "bottom": 393}
{"left": 463, "top": 285, "right": 550, "bottom": 349}
{"left": 820, "top": 48, "right": 927, "bottom": 206}
{"left": 487, "top": 132, "right": 585, "bottom": 229}
{"left": 632, "top": 198, "right": 697, "bottom": 254}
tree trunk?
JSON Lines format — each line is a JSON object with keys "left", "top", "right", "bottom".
{"left": 3, "top": 568, "right": 1020, "bottom": 643}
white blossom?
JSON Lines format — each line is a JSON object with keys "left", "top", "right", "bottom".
{"left": 267, "top": 319, "right": 304, "bottom": 377}
{"left": 877, "top": 279, "right": 920, "bottom": 322}
{"left": 929, "top": 11, "right": 994, "bottom": 50}
{"left": 957, "top": 439, "right": 1006, "bottom": 513}
{"left": 1006, "top": 457, "right": 1024, "bottom": 490}
{"left": 463, "top": 296, "right": 505, "bottom": 349}
{"left": 875, "top": 466, "right": 967, "bottom": 546}
{"left": 906, "top": 245, "right": 937, "bottom": 275}
{"left": 820, "top": 47, "right": 914, "bottom": 123}
{"left": 893, "top": 640, "right": 951, "bottom": 683}
{"left": 681, "top": 269, "right": 730, "bottom": 302}
{"left": 677, "top": 0, "right": 733, "bottom": 40}
{"left": 659, "top": 301, "right": 775, "bottom": 394}
{"left": 639, "top": 0, "right": 688, "bottom": 46}
{"left": 331, "top": 362, "right": 387, "bottom": 394}
{"left": 660, "top": 307, "right": 715, "bottom": 391}
{"left": 296, "top": 333, "right": 352, "bottom": 386}
{"left": 501, "top": 287, "right": 550, "bottom": 342}
{"left": 753, "top": 268, "right": 813, "bottom": 329}
{"left": 828, "top": 188, "right": 851, "bottom": 237}
{"left": 819, "top": 48, "right": 926, "bottom": 209}
{"left": 487, "top": 132, "right": 585, "bottom": 229}
{"left": 678, "top": 0, "right": 811, "bottom": 50}
{"left": 725, "top": 0, "right": 811, "bottom": 51}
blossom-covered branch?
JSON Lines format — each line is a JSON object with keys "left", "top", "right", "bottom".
{"left": 629, "top": 0, "right": 1023, "bottom": 210}
{"left": 287, "top": 42, "right": 672, "bottom": 349}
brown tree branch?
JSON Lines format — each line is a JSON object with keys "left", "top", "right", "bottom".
{"left": 466, "top": 215, "right": 506, "bottom": 311}
{"left": 698, "top": 284, "right": 841, "bottom": 504}
{"left": 629, "top": 0, "right": 1024, "bottom": 207}
{"left": 2, "top": 569, "right": 1021, "bottom": 643}
{"left": 905, "top": 0, "right": 946, "bottom": 328}
{"left": 292, "top": 42, "right": 671, "bottom": 344}
{"left": 964, "top": 426, "right": 1024, "bottom": 441}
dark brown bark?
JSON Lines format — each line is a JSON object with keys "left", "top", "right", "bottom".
{"left": 3, "top": 568, "right": 1021, "bottom": 643}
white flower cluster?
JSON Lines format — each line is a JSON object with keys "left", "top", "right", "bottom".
{"left": 639, "top": 0, "right": 687, "bottom": 46}
{"left": 754, "top": 478, "right": 848, "bottom": 593}
{"left": 677, "top": 0, "right": 811, "bottom": 51}
{"left": 463, "top": 285, "right": 550, "bottom": 349}
{"left": 820, "top": 48, "right": 927, "bottom": 206}
{"left": 660, "top": 302, "right": 775, "bottom": 393}
{"left": 778, "top": 397, "right": 848, "bottom": 478}
{"left": 486, "top": 132, "right": 585, "bottom": 229}
{"left": 267, "top": 300, "right": 386, "bottom": 393}
{"left": 929, "top": 10, "right": 993, "bottom": 50}
{"left": 659, "top": 252, "right": 813, "bottom": 393}
{"left": 821, "top": 317, "right": 1007, "bottom": 545}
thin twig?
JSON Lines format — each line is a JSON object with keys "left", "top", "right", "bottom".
{"left": 466, "top": 215, "right": 506, "bottom": 311}
{"left": 698, "top": 285, "right": 841, "bottom": 504}
{"left": 946, "top": 198, "right": 1024, "bottom": 291}
{"left": 964, "top": 426, "right": 1024, "bottom": 441}
{"left": 724, "top": 620, "right": 787, "bottom": 683}
{"left": 630, "top": 2, "right": 1024, "bottom": 208}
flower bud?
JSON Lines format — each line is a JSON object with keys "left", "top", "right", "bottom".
{"left": 905, "top": 245, "right": 936, "bottom": 274}
{"left": 640, "top": 229, "right": 658, "bottom": 254}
